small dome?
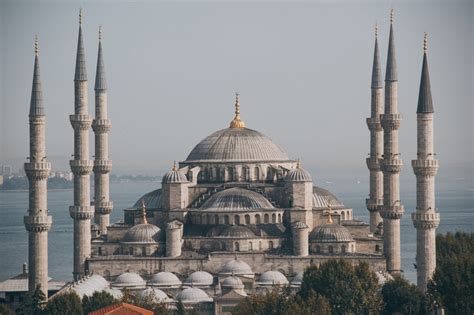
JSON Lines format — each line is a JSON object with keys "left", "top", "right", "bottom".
{"left": 176, "top": 287, "right": 213, "bottom": 303}
{"left": 310, "top": 223, "right": 354, "bottom": 242}
{"left": 220, "top": 259, "right": 254, "bottom": 276}
{"left": 184, "top": 271, "right": 214, "bottom": 286}
{"left": 221, "top": 276, "right": 244, "bottom": 290}
{"left": 150, "top": 272, "right": 182, "bottom": 288}
{"left": 285, "top": 167, "right": 312, "bottom": 182}
{"left": 291, "top": 272, "right": 304, "bottom": 286}
{"left": 219, "top": 225, "right": 256, "bottom": 238}
{"left": 292, "top": 221, "right": 308, "bottom": 229}
{"left": 200, "top": 187, "right": 274, "bottom": 211}
{"left": 140, "top": 288, "right": 169, "bottom": 303}
{"left": 258, "top": 271, "right": 289, "bottom": 286}
{"left": 112, "top": 272, "right": 146, "bottom": 288}
{"left": 122, "top": 224, "right": 162, "bottom": 244}
{"left": 162, "top": 169, "right": 188, "bottom": 184}
{"left": 312, "top": 186, "right": 345, "bottom": 208}
{"left": 132, "top": 189, "right": 162, "bottom": 209}
{"left": 103, "top": 288, "right": 124, "bottom": 299}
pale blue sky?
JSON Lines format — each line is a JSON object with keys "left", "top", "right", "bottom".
{"left": 0, "top": 0, "right": 472, "bottom": 182}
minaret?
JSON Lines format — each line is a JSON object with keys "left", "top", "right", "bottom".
{"left": 380, "top": 10, "right": 404, "bottom": 274}
{"left": 24, "top": 37, "right": 52, "bottom": 297}
{"left": 92, "top": 26, "right": 113, "bottom": 235}
{"left": 366, "top": 23, "right": 384, "bottom": 232}
{"left": 69, "top": 9, "right": 94, "bottom": 280}
{"left": 412, "top": 34, "right": 440, "bottom": 292}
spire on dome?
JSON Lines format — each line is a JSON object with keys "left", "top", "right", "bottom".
{"left": 172, "top": 161, "right": 177, "bottom": 171}
{"left": 385, "top": 9, "right": 398, "bottom": 82}
{"left": 417, "top": 33, "right": 434, "bottom": 114}
{"left": 327, "top": 202, "right": 333, "bottom": 224}
{"left": 229, "top": 93, "right": 246, "bottom": 128}
{"left": 30, "top": 36, "right": 44, "bottom": 116}
{"left": 371, "top": 22, "right": 383, "bottom": 88}
{"left": 140, "top": 200, "right": 148, "bottom": 224}
{"left": 94, "top": 25, "right": 107, "bottom": 91}
{"left": 74, "top": 8, "right": 87, "bottom": 81}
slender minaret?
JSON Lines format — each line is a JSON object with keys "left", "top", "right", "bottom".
{"left": 380, "top": 10, "right": 404, "bottom": 274}
{"left": 69, "top": 9, "right": 94, "bottom": 280}
{"left": 92, "top": 26, "right": 113, "bottom": 235}
{"left": 366, "top": 23, "right": 384, "bottom": 232}
{"left": 412, "top": 34, "right": 440, "bottom": 292}
{"left": 24, "top": 37, "right": 52, "bottom": 297}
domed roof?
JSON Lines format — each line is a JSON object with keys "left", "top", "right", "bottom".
{"left": 285, "top": 166, "right": 312, "bottom": 182}
{"left": 176, "top": 287, "right": 213, "bottom": 303}
{"left": 184, "top": 271, "right": 214, "bottom": 286}
{"left": 185, "top": 127, "right": 290, "bottom": 163}
{"left": 221, "top": 276, "right": 244, "bottom": 289}
{"left": 102, "top": 288, "right": 124, "bottom": 299}
{"left": 122, "top": 224, "right": 162, "bottom": 244}
{"left": 112, "top": 272, "right": 146, "bottom": 288}
{"left": 219, "top": 259, "right": 254, "bottom": 276}
{"left": 292, "top": 221, "right": 309, "bottom": 229}
{"left": 310, "top": 223, "right": 354, "bottom": 243}
{"left": 219, "top": 226, "right": 256, "bottom": 238}
{"left": 312, "top": 186, "right": 345, "bottom": 208}
{"left": 200, "top": 187, "right": 274, "bottom": 211}
{"left": 132, "top": 189, "right": 162, "bottom": 209}
{"left": 257, "top": 271, "right": 289, "bottom": 286}
{"left": 69, "top": 275, "right": 109, "bottom": 298}
{"left": 291, "top": 272, "right": 304, "bottom": 286}
{"left": 150, "top": 272, "right": 182, "bottom": 288}
{"left": 140, "top": 288, "right": 169, "bottom": 302}
{"left": 162, "top": 167, "right": 188, "bottom": 184}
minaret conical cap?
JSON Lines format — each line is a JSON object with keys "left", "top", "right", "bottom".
{"left": 371, "top": 23, "right": 383, "bottom": 88}
{"left": 30, "top": 36, "right": 44, "bottom": 116}
{"left": 95, "top": 26, "right": 107, "bottom": 90}
{"left": 74, "top": 9, "right": 87, "bottom": 81}
{"left": 385, "top": 10, "right": 398, "bottom": 82}
{"left": 417, "top": 33, "right": 434, "bottom": 113}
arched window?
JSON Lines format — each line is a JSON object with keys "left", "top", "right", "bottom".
{"left": 375, "top": 245, "right": 380, "bottom": 252}
{"left": 249, "top": 242, "right": 253, "bottom": 251}
{"left": 269, "top": 241, "right": 274, "bottom": 249}
{"left": 129, "top": 247, "right": 134, "bottom": 255}
{"left": 328, "top": 246, "right": 334, "bottom": 254}
{"left": 255, "top": 214, "right": 261, "bottom": 224}
{"left": 351, "top": 244, "right": 355, "bottom": 252}
{"left": 206, "top": 214, "right": 211, "bottom": 225}
{"left": 341, "top": 245, "right": 346, "bottom": 253}
{"left": 272, "top": 213, "right": 276, "bottom": 223}
{"left": 142, "top": 246, "right": 147, "bottom": 256}
{"left": 235, "top": 242, "right": 240, "bottom": 251}
{"left": 234, "top": 215, "right": 240, "bottom": 225}
{"left": 259, "top": 241, "right": 262, "bottom": 250}
{"left": 254, "top": 167, "right": 260, "bottom": 181}
{"left": 242, "top": 166, "right": 249, "bottom": 181}
{"left": 341, "top": 211, "right": 345, "bottom": 221}
{"left": 316, "top": 245, "right": 321, "bottom": 253}
{"left": 214, "top": 215, "right": 219, "bottom": 224}
{"left": 98, "top": 247, "right": 102, "bottom": 256}
{"left": 278, "top": 213, "right": 282, "bottom": 223}
{"left": 245, "top": 214, "right": 250, "bottom": 225}
{"left": 224, "top": 215, "right": 230, "bottom": 224}
{"left": 227, "top": 167, "right": 234, "bottom": 181}
{"left": 264, "top": 214, "right": 269, "bottom": 223}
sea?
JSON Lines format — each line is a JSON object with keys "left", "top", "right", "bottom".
{"left": 0, "top": 181, "right": 472, "bottom": 284}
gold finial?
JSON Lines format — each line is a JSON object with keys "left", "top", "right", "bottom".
{"left": 34, "top": 35, "right": 39, "bottom": 56}
{"left": 390, "top": 8, "right": 394, "bottom": 24}
{"left": 172, "top": 160, "right": 177, "bottom": 171}
{"left": 327, "top": 201, "right": 333, "bottom": 224}
{"left": 296, "top": 159, "right": 301, "bottom": 169}
{"left": 423, "top": 32, "right": 428, "bottom": 52}
{"left": 375, "top": 21, "right": 378, "bottom": 38}
{"left": 79, "top": 8, "right": 83, "bottom": 26}
{"left": 99, "top": 25, "right": 102, "bottom": 41}
{"left": 229, "top": 92, "right": 246, "bottom": 128}
{"left": 141, "top": 200, "right": 147, "bottom": 224}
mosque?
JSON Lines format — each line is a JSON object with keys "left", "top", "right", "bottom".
{"left": 4, "top": 8, "right": 440, "bottom": 314}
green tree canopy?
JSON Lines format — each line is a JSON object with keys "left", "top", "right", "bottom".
{"left": 44, "top": 292, "right": 83, "bottom": 315}
{"left": 82, "top": 290, "right": 117, "bottom": 314}
{"left": 382, "top": 276, "right": 428, "bottom": 315}
{"left": 16, "top": 285, "right": 46, "bottom": 315}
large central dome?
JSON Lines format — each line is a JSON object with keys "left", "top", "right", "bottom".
{"left": 185, "top": 127, "right": 289, "bottom": 163}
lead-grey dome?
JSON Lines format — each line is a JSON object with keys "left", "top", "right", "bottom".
{"left": 140, "top": 288, "right": 170, "bottom": 303}
{"left": 133, "top": 189, "right": 162, "bottom": 209}
{"left": 219, "top": 225, "right": 256, "bottom": 238}
{"left": 285, "top": 167, "right": 312, "bottom": 182}
{"left": 310, "top": 223, "right": 354, "bottom": 242}
{"left": 312, "top": 186, "right": 345, "bottom": 208}
{"left": 150, "top": 272, "right": 182, "bottom": 288}
{"left": 122, "top": 224, "right": 162, "bottom": 243}
{"left": 176, "top": 287, "right": 212, "bottom": 303}
{"left": 162, "top": 169, "right": 188, "bottom": 184}
{"left": 184, "top": 271, "right": 214, "bottom": 286}
{"left": 185, "top": 127, "right": 289, "bottom": 162}
{"left": 112, "top": 272, "right": 146, "bottom": 288}
{"left": 257, "top": 271, "right": 289, "bottom": 286}
{"left": 221, "top": 276, "right": 244, "bottom": 289}
{"left": 220, "top": 259, "right": 254, "bottom": 276}
{"left": 200, "top": 187, "right": 274, "bottom": 211}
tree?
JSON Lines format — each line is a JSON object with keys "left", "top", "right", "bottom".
{"left": 17, "top": 285, "right": 46, "bottom": 315}
{"left": 428, "top": 232, "right": 474, "bottom": 314}
{"left": 382, "top": 276, "right": 428, "bottom": 315}
{"left": 0, "top": 304, "right": 16, "bottom": 315}
{"left": 44, "top": 292, "right": 83, "bottom": 315}
{"left": 82, "top": 290, "right": 117, "bottom": 314}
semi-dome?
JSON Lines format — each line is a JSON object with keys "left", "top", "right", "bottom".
{"left": 310, "top": 223, "right": 354, "bottom": 242}
{"left": 149, "top": 272, "right": 182, "bottom": 288}
{"left": 219, "top": 225, "right": 256, "bottom": 238}
{"left": 257, "top": 271, "right": 289, "bottom": 286}
{"left": 200, "top": 187, "right": 274, "bottom": 211}
{"left": 184, "top": 271, "right": 214, "bottom": 286}
{"left": 140, "top": 288, "right": 169, "bottom": 302}
{"left": 176, "top": 287, "right": 213, "bottom": 303}
{"left": 133, "top": 189, "right": 162, "bottom": 209}
{"left": 312, "top": 186, "right": 345, "bottom": 208}
{"left": 285, "top": 167, "right": 312, "bottom": 182}
{"left": 221, "top": 276, "right": 244, "bottom": 289}
{"left": 122, "top": 224, "right": 162, "bottom": 244}
{"left": 291, "top": 272, "right": 304, "bottom": 286}
{"left": 219, "top": 258, "right": 254, "bottom": 276}
{"left": 112, "top": 272, "right": 146, "bottom": 288}
{"left": 185, "top": 127, "right": 290, "bottom": 163}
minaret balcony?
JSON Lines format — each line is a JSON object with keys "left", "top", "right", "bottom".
{"left": 93, "top": 160, "right": 113, "bottom": 174}
{"left": 412, "top": 212, "right": 440, "bottom": 230}
{"left": 366, "top": 198, "right": 383, "bottom": 211}
{"left": 70, "top": 160, "right": 94, "bottom": 175}
{"left": 69, "top": 205, "right": 94, "bottom": 220}
{"left": 380, "top": 205, "right": 404, "bottom": 219}
{"left": 366, "top": 157, "right": 382, "bottom": 170}
{"left": 24, "top": 215, "right": 52, "bottom": 232}
{"left": 381, "top": 158, "right": 403, "bottom": 173}
{"left": 70, "top": 114, "right": 93, "bottom": 130}
{"left": 92, "top": 119, "right": 112, "bottom": 134}
{"left": 366, "top": 118, "right": 382, "bottom": 131}
{"left": 95, "top": 201, "right": 113, "bottom": 215}
{"left": 29, "top": 115, "right": 46, "bottom": 124}
{"left": 24, "top": 162, "right": 51, "bottom": 180}
{"left": 412, "top": 159, "right": 439, "bottom": 176}
{"left": 380, "top": 113, "right": 402, "bottom": 130}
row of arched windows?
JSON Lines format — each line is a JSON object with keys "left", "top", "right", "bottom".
{"left": 192, "top": 212, "right": 283, "bottom": 225}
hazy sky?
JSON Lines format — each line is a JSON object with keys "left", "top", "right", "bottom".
{"left": 0, "top": 0, "right": 472, "bottom": 178}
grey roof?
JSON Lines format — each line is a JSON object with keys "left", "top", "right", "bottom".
{"left": 214, "top": 225, "right": 256, "bottom": 238}
{"left": 200, "top": 187, "right": 274, "bottom": 211}
{"left": 74, "top": 25, "right": 87, "bottom": 81}
{"left": 94, "top": 38, "right": 107, "bottom": 91}
{"left": 68, "top": 274, "right": 108, "bottom": 298}
{"left": 292, "top": 221, "right": 308, "bottom": 229}
{"left": 219, "top": 259, "right": 254, "bottom": 276}
{"left": 176, "top": 287, "right": 212, "bottom": 303}
{"left": 122, "top": 223, "right": 162, "bottom": 243}
{"left": 310, "top": 223, "right": 354, "bottom": 243}
{"left": 185, "top": 127, "right": 290, "bottom": 162}
{"left": 133, "top": 189, "right": 162, "bottom": 209}
{"left": 140, "top": 288, "right": 170, "bottom": 302}
{"left": 162, "top": 170, "right": 188, "bottom": 184}
{"left": 385, "top": 23, "right": 397, "bottom": 82}
{"left": 183, "top": 271, "right": 214, "bottom": 286}
{"left": 30, "top": 50, "right": 44, "bottom": 116}
{"left": 221, "top": 276, "right": 244, "bottom": 289}
{"left": 112, "top": 272, "right": 146, "bottom": 288}
{"left": 312, "top": 186, "right": 345, "bottom": 208}
{"left": 371, "top": 35, "right": 383, "bottom": 89}
{"left": 150, "top": 272, "right": 182, "bottom": 288}
{"left": 257, "top": 271, "right": 289, "bottom": 286}
{"left": 285, "top": 167, "right": 312, "bottom": 182}
{"left": 0, "top": 273, "right": 64, "bottom": 293}
{"left": 417, "top": 52, "right": 434, "bottom": 113}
